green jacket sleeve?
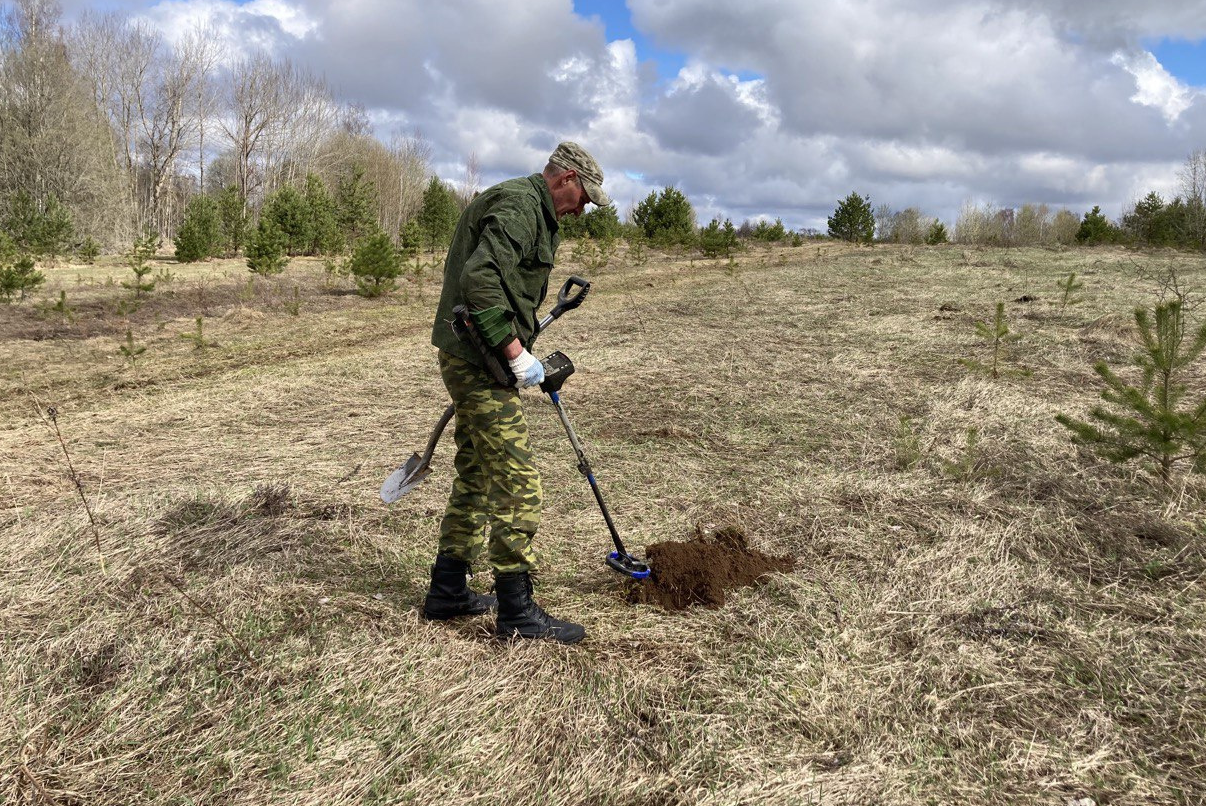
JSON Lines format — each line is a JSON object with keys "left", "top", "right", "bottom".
{"left": 459, "top": 202, "right": 538, "bottom": 317}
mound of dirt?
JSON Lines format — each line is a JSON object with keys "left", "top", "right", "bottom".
{"left": 629, "top": 526, "right": 795, "bottom": 611}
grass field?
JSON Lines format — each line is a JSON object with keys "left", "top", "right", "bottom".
{"left": 2, "top": 241, "right": 1205, "bottom": 805}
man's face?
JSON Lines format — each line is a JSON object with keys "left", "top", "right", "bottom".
{"left": 552, "top": 171, "right": 590, "bottom": 219}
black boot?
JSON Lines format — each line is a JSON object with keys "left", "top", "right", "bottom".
{"left": 422, "top": 555, "right": 497, "bottom": 621}
{"left": 494, "top": 572, "right": 586, "bottom": 644}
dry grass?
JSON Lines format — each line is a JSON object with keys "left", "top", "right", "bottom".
{"left": 2, "top": 242, "right": 1205, "bottom": 805}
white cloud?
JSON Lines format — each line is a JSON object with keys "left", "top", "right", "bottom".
{"left": 54, "top": 0, "right": 1206, "bottom": 231}
{"left": 1110, "top": 49, "right": 1197, "bottom": 122}
{"left": 133, "top": 0, "right": 318, "bottom": 59}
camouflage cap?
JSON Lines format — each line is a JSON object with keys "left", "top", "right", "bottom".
{"left": 549, "top": 141, "right": 611, "bottom": 207}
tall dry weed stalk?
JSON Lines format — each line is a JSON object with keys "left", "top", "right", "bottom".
{"left": 41, "top": 405, "right": 106, "bottom": 574}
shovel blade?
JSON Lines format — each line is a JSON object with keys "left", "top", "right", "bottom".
{"left": 380, "top": 453, "right": 432, "bottom": 503}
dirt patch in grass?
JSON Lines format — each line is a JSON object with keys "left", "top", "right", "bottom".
{"left": 630, "top": 525, "right": 795, "bottom": 610}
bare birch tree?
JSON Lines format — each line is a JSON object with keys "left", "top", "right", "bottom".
{"left": 1179, "top": 149, "right": 1206, "bottom": 248}
{"left": 1, "top": 0, "right": 125, "bottom": 243}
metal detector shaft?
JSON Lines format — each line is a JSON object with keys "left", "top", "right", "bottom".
{"left": 546, "top": 390, "right": 630, "bottom": 559}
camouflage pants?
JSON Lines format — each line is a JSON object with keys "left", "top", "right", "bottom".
{"left": 437, "top": 351, "right": 541, "bottom": 575}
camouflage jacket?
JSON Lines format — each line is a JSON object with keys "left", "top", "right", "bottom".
{"left": 431, "top": 174, "right": 561, "bottom": 367}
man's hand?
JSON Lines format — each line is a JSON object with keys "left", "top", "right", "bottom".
{"left": 508, "top": 349, "right": 545, "bottom": 388}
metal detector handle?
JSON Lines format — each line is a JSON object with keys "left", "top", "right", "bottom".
{"left": 538, "top": 275, "right": 591, "bottom": 332}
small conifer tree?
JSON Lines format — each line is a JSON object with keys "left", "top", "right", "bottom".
{"left": 335, "top": 165, "right": 379, "bottom": 248}
{"left": 398, "top": 219, "right": 422, "bottom": 261}
{"left": 46, "top": 289, "right": 74, "bottom": 319}
{"left": 3, "top": 190, "right": 40, "bottom": 253}
{"left": 260, "top": 185, "right": 313, "bottom": 256}
{"left": 216, "top": 185, "right": 248, "bottom": 256}
{"left": 0, "top": 254, "right": 44, "bottom": 301}
{"left": 1057, "top": 299, "right": 1206, "bottom": 485}
{"left": 0, "top": 231, "right": 15, "bottom": 266}
{"left": 180, "top": 316, "right": 215, "bottom": 350}
{"left": 123, "top": 231, "right": 157, "bottom": 298}
{"left": 37, "top": 195, "right": 74, "bottom": 263}
{"left": 632, "top": 186, "right": 695, "bottom": 245}
{"left": 417, "top": 176, "right": 460, "bottom": 254}
{"left": 245, "top": 218, "right": 289, "bottom": 275}
{"left": 828, "top": 192, "right": 875, "bottom": 243}
{"left": 348, "top": 230, "right": 402, "bottom": 297}
{"left": 752, "top": 218, "right": 787, "bottom": 242}
{"left": 174, "top": 195, "right": 221, "bottom": 262}
{"left": 77, "top": 236, "right": 100, "bottom": 264}
{"left": 960, "top": 302, "right": 1022, "bottom": 379}
{"left": 699, "top": 218, "right": 740, "bottom": 258}
{"left": 119, "top": 327, "right": 146, "bottom": 370}
{"left": 1057, "top": 272, "right": 1084, "bottom": 311}
{"left": 926, "top": 219, "right": 949, "bottom": 245}
{"left": 1076, "top": 206, "right": 1116, "bottom": 245}
{"left": 303, "top": 173, "right": 341, "bottom": 255}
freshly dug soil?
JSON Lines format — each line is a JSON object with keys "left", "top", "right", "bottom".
{"left": 629, "top": 526, "right": 795, "bottom": 611}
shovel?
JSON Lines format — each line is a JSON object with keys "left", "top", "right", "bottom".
{"left": 380, "top": 275, "right": 591, "bottom": 504}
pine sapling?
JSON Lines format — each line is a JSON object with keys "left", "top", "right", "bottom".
{"left": 961, "top": 302, "right": 1023, "bottom": 379}
{"left": 348, "top": 231, "right": 401, "bottom": 298}
{"left": 1057, "top": 272, "right": 1084, "bottom": 311}
{"left": 180, "top": 316, "right": 215, "bottom": 350}
{"left": 120, "top": 327, "right": 147, "bottom": 372}
{"left": 77, "top": 236, "right": 100, "bottom": 264}
{"left": 39, "top": 290, "right": 75, "bottom": 320}
{"left": 122, "top": 232, "right": 157, "bottom": 299}
{"left": 239, "top": 276, "right": 256, "bottom": 303}
{"left": 1057, "top": 299, "right": 1206, "bottom": 485}
{"left": 284, "top": 285, "right": 301, "bottom": 316}
{"left": 0, "top": 255, "right": 44, "bottom": 302}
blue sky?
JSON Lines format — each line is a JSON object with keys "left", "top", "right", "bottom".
{"left": 1147, "top": 38, "right": 1206, "bottom": 86}
{"left": 573, "top": 0, "right": 686, "bottom": 81}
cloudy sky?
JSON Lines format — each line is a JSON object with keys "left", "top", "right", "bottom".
{"left": 60, "top": 0, "right": 1206, "bottom": 231}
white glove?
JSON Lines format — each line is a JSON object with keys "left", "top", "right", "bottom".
{"left": 508, "top": 349, "right": 545, "bottom": 388}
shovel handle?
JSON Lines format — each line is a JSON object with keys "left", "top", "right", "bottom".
{"left": 421, "top": 404, "right": 456, "bottom": 464}
{"left": 538, "top": 275, "right": 591, "bottom": 332}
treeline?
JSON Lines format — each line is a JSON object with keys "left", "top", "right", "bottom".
{"left": 820, "top": 149, "right": 1206, "bottom": 251}
{"left": 0, "top": 0, "right": 457, "bottom": 257}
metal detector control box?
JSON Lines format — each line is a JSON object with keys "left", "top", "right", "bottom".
{"left": 539, "top": 351, "right": 574, "bottom": 394}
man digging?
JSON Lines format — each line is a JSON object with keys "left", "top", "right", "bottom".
{"left": 422, "top": 142, "right": 610, "bottom": 645}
